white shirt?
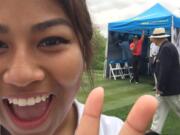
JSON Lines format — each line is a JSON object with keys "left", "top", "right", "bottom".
{"left": 75, "top": 100, "right": 124, "bottom": 135}
{"left": 149, "top": 42, "right": 159, "bottom": 57}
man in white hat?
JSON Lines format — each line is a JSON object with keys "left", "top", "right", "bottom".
{"left": 146, "top": 27, "right": 180, "bottom": 135}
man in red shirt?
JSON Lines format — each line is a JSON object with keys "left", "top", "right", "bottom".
{"left": 130, "top": 31, "right": 144, "bottom": 84}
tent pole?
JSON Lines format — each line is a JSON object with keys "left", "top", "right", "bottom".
{"left": 103, "top": 32, "right": 109, "bottom": 78}
{"left": 171, "top": 15, "right": 174, "bottom": 42}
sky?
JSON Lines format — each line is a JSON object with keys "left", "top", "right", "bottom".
{"left": 86, "top": 0, "right": 180, "bottom": 37}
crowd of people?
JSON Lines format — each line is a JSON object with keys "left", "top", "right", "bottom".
{"left": 117, "top": 27, "right": 180, "bottom": 135}
{"left": 125, "top": 27, "right": 180, "bottom": 135}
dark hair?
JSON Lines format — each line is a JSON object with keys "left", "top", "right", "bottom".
{"left": 59, "top": 0, "right": 93, "bottom": 70}
{"left": 59, "top": 0, "right": 94, "bottom": 88}
{"left": 123, "top": 33, "right": 129, "bottom": 41}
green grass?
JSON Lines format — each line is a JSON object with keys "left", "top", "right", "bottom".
{"left": 77, "top": 70, "right": 180, "bottom": 135}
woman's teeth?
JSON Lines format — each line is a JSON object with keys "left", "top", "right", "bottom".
{"left": 7, "top": 95, "right": 50, "bottom": 107}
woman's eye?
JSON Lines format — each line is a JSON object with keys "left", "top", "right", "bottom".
{"left": 0, "top": 41, "right": 8, "bottom": 54}
{"left": 0, "top": 41, "right": 8, "bottom": 48}
{"left": 38, "top": 37, "right": 70, "bottom": 47}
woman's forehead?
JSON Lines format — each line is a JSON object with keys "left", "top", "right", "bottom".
{"left": 0, "top": 0, "right": 66, "bottom": 21}
{"left": 0, "top": 0, "right": 72, "bottom": 31}
{"left": 0, "top": 0, "right": 60, "bottom": 7}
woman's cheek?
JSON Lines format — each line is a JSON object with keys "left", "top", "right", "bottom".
{"left": 45, "top": 47, "right": 84, "bottom": 88}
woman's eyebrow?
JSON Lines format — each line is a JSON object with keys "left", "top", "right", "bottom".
{"left": 32, "top": 18, "right": 72, "bottom": 32}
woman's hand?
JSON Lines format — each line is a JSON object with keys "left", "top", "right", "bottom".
{"left": 75, "top": 87, "right": 158, "bottom": 135}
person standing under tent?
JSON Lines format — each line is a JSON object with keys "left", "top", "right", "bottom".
{"left": 149, "top": 38, "right": 159, "bottom": 90}
{"left": 146, "top": 27, "right": 180, "bottom": 135}
{"left": 130, "top": 31, "right": 145, "bottom": 84}
{"left": 118, "top": 34, "right": 132, "bottom": 62}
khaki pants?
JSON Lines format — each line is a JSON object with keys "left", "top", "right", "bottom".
{"left": 153, "top": 73, "right": 158, "bottom": 89}
{"left": 151, "top": 94, "right": 180, "bottom": 134}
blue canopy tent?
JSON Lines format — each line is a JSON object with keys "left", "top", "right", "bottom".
{"left": 108, "top": 3, "right": 180, "bottom": 35}
{"left": 105, "top": 3, "right": 180, "bottom": 78}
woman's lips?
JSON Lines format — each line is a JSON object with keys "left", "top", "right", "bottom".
{"left": 11, "top": 97, "right": 50, "bottom": 121}
{"left": 3, "top": 94, "right": 54, "bottom": 129}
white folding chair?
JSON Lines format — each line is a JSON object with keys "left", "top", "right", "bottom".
{"left": 121, "top": 61, "right": 133, "bottom": 79}
{"left": 109, "top": 60, "right": 125, "bottom": 80}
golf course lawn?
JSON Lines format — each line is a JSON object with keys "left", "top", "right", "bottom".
{"left": 77, "top": 70, "right": 180, "bottom": 135}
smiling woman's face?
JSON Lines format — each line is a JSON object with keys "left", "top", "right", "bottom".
{"left": 0, "top": 0, "right": 84, "bottom": 135}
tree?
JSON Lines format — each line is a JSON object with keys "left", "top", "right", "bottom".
{"left": 91, "top": 28, "right": 106, "bottom": 70}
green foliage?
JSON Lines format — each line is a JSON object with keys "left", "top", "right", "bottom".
{"left": 91, "top": 29, "right": 106, "bottom": 70}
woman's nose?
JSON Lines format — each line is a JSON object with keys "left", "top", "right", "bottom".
{"left": 3, "top": 58, "right": 45, "bottom": 87}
